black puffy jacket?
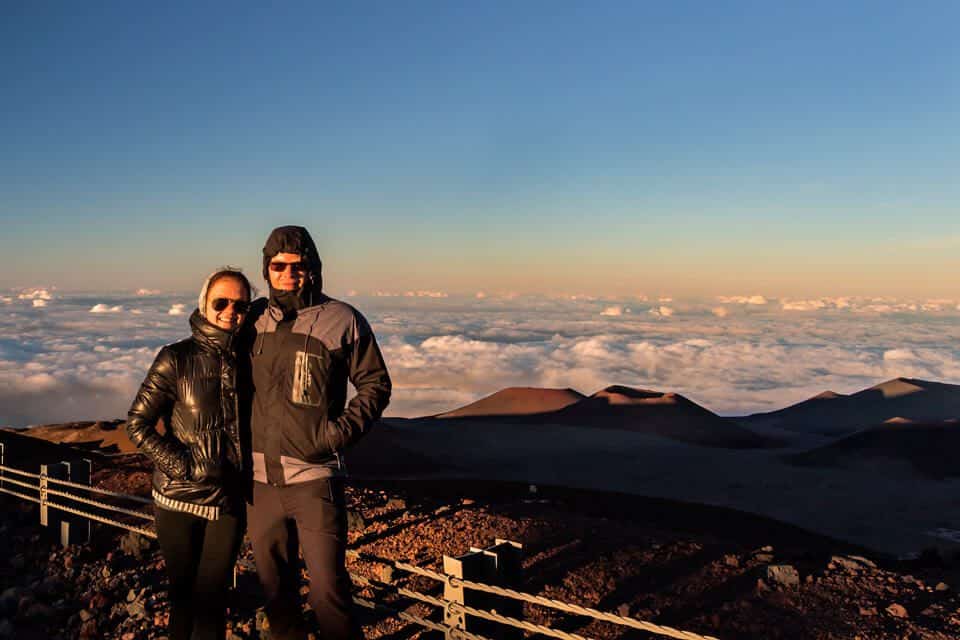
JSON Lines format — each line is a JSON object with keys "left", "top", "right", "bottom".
{"left": 127, "top": 310, "right": 243, "bottom": 508}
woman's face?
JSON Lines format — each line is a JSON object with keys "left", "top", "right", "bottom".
{"left": 204, "top": 277, "right": 249, "bottom": 331}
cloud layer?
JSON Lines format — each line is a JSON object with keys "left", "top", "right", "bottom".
{"left": 2, "top": 292, "right": 960, "bottom": 425}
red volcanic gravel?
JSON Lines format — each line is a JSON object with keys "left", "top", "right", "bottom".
{"left": 2, "top": 471, "right": 960, "bottom": 639}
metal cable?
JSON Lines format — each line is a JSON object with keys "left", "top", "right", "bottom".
{"left": 351, "top": 574, "right": 447, "bottom": 609}
{"left": 43, "top": 476, "right": 153, "bottom": 504}
{"left": 1, "top": 476, "right": 720, "bottom": 640}
{"left": 455, "top": 602, "right": 595, "bottom": 640}
{"left": 0, "top": 464, "right": 41, "bottom": 479}
{"left": 380, "top": 559, "right": 721, "bottom": 640}
{"left": 0, "top": 486, "right": 41, "bottom": 504}
{"left": 0, "top": 476, "right": 40, "bottom": 492}
{"left": 352, "top": 596, "right": 495, "bottom": 640}
{"left": 44, "top": 487, "right": 155, "bottom": 521}
{"left": 43, "top": 498, "right": 157, "bottom": 539}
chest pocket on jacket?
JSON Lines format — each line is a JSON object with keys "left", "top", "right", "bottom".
{"left": 292, "top": 349, "right": 328, "bottom": 408}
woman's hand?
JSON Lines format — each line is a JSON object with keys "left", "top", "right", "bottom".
{"left": 191, "top": 431, "right": 224, "bottom": 482}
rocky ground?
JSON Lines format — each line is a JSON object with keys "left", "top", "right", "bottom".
{"left": 2, "top": 456, "right": 960, "bottom": 639}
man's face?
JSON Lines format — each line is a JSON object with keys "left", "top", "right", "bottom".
{"left": 268, "top": 252, "right": 308, "bottom": 291}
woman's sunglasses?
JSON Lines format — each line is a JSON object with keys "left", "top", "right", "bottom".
{"left": 210, "top": 298, "right": 250, "bottom": 314}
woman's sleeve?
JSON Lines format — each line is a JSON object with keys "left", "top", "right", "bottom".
{"left": 126, "top": 347, "right": 191, "bottom": 480}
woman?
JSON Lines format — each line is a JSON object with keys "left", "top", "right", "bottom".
{"left": 127, "top": 268, "right": 252, "bottom": 640}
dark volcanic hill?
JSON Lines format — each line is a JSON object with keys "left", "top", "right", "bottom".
{"left": 437, "top": 385, "right": 772, "bottom": 449}
{"left": 741, "top": 377, "right": 960, "bottom": 436}
{"left": 787, "top": 420, "right": 960, "bottom": 478}
{"left": 434, "top": 387, "right": 585, "bottom": 418}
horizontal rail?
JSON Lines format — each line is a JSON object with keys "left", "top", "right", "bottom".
{"left": 358, "top": 554, "right": 722, "bottom": 640}
{"left": 0, "top": 475, "right": 40, "bottom": 493}
{"left": 1, "top": 464, "right": 720, "bottom": 640}
{"left": 44, "top": 475, "right": 153, "bottom": 504}
{"left": 43, "top": 498, "right": 158, "bottom": 539}
{"left": 352, "top": 596, "right": 494, "bottom": 640}
{"left": 45, "top": 487, "right": 155, "bottom": 521}
{"left": 0, "top": 486, "right": 42, "bottom": 504}
{"left": 0, "top": 464, "right": 41, "bottom": 479}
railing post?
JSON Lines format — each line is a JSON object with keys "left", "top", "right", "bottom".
{"left": 0, "top": 442, "right": 5, "bottom": 491}
{"left": 487, "top": 539, "right": 524, "bottom": 639}
{"left": 61, "top": 458, "right": 92, "bottom": 546}
{"left": 443, "top": 551, "right": 487, "bottom": 640}
{"left": 40, "top": 462, "right": 68, "bottom": 533}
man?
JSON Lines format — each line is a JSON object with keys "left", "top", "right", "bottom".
{"left": 245, "top": 225, "right": 391, "bottom": 640}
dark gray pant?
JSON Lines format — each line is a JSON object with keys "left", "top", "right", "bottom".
{"left": 247, "top": 478, "right": 359, "bottom": 640}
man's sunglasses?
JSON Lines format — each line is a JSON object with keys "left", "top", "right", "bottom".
{"left": 210, "top": 298, "right": 250, "bottom": 314}
{"left": 269, "top": 261, "right": 308, "bottom": 273}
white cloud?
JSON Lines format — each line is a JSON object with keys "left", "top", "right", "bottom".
{"left": 168, "top": 304, "right": 187, "bottom": 316}
{"left": 404, "top": 290, "right": 448, "bottom": 298}
{"left": 649, "top": 306, "right": 674, "bottom": 317}
{"left": 711, "top": 306, "right": 729, "bottom": 318}
{"left": 717, "top": 295, "right": 768, "bottom": 305}
{"left": 18, "top": 288, "right": 53, "bottom": 301}
{"left": 1, "top": 297, "right": 12, "bottom": 304}
{"left": 3, "top": 292, "right": 960, "bottom": 426}
{"left": 475, "top": 292, "right": 487, "bottom": 299}
{"left": 781, "top": 299, "right": 828, "bottom": 311}
{"left": 32, "top": 299, "right": 48, "bottom": 308}
{"left": 135, "top": 288, "right": 161, "bottom": 296}
{"left": 600, "top": 306, "right": 627, "bottom": 317}
{"left": 90, "top": 304, "right": 124, "bottom": 313}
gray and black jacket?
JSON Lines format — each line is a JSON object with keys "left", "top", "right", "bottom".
{"left": 246, "top": 226, "right": 391, "bottom": 487}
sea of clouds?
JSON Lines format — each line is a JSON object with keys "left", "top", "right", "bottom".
{"left": 2, "top": 288, "right": 960, "bottom": 426}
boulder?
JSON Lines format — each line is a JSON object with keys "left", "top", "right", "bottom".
{"left": 346, "top": 510, "right": 365, "bottom": 533}
{"left": 766, "top": 565, "right": 800, "bottom": 590}
{"left": 120, "top": 532, "right": 152, "bottom": 560}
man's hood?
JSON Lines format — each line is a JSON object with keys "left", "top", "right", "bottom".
{"left": 261, "top": 225, "right": 323, "bottom": 314}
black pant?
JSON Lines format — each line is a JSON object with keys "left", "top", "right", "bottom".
{"left": 155, "top": 506, "right": 245, "bottom": 640}
{"left": 247, "top": 478, "right": 359, "bottom": 640}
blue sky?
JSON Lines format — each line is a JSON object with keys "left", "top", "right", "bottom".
{"left": 2, "top": 1, "right": 958, "bottom": 296}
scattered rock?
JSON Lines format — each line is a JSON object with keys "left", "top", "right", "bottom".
{"left": 125, "top": 598, "right": 147, "bottom": 619}
{"left": 346, "top": 510, "right": 365, "bottom": 533}
{"left": 936, "top": 582, "right": 950, "bottom": 592}
{"left": 89, "top": 592, "right": 110, "bottom": 610}
{"left": 848, "top": 555, "right": 876, "bottom": 568}
{"left": 79, "top": 618, "right": 98, "bottom": 639}
{"left": 120, "top": 531, "right": 152, "bottom": 560}
{"left": 859, "top": 606, "right": 878, "bottom": 616}
{"left": 461, "top": 498, "right": 476, "bottom": 506}
{"left": 722, "top": 554, "right": 739, "bottom": 568}
{"left": 22, "top": 602, "right": 56, "bottom": 619}
{"left": 616, "top": 603, "right": 630, "bottom": 617}
{"left": 78, "top": 608, "right": 94, "bottom": 622}
{"left": 378, "top": 565, "right": 395, "bottom": 584}
{"left": 385, "top": 497, "right": 406, "bottom": 511}
{"left": 766, "top": 565, "right": 800, "bottom": 590}
{"left": 830, "top": 555, "right": 874, "bottom": 573}
{"left": 886, "top": 603, "right": 909, "bottom": 619}
{"left": 0, "top": 619, "right": 13, "bottom": 640}
{"left": 755, "top": 578, "right": 770, "bottom": 593}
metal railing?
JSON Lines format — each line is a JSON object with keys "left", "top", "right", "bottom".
{"left": 0, "top": 460, "right": 720, "bottom": 640}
